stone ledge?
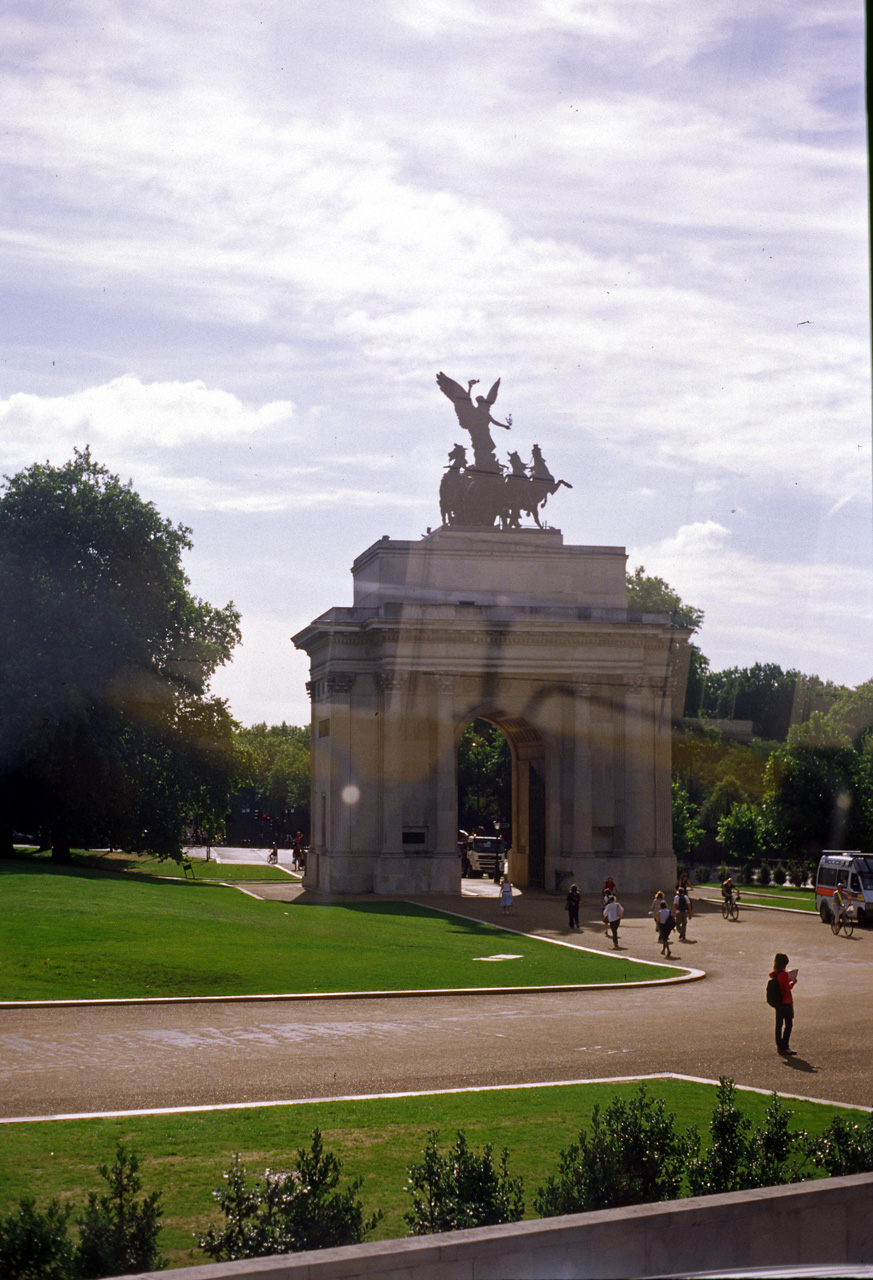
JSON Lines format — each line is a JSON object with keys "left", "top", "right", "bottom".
{"left": 113, "top": 1172, "right": 873, "bottom": 1280}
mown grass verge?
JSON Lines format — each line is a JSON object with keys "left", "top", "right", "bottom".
{"left": 11, "top": 847, "right": 295, "bottom": 883}
{"left": 0, "top": 859, "right": 680, "bottom": 1000}
{"left": 0, "top": 1080, "right": 862, "bottom": 1268}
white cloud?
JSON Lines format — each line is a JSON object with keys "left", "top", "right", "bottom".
{"left": 0, "top": 376, "right": 295, "bottom": 456}
{"left": 631, "top": 521, "right": 873, "bottom": 684}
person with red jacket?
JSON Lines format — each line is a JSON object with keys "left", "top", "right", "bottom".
{"left": 770, "top": 952, "right": 798, "bottom": 1056}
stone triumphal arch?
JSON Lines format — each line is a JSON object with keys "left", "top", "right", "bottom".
{"left": 293, "top": 527, "right": 686, "bottom": 896}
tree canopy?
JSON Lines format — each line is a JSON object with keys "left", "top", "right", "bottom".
{"left": 625, "top": 566, "right": 703, "bottom": 632}
{"left": 229, "top": 723, "right": 311, "bottom": 843}
{"left": 0, "top": 448, "right": 241, "bottom": 860}
{"left": 458, "top": 720, "right": 511, "bottom": 834}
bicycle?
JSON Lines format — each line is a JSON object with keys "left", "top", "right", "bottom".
{"left": 830, "top": 906, "right": 854, "bottom": 938}
{"left": 721, "top": 893, "right": 739, "bottom": 921}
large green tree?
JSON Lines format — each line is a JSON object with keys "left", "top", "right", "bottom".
{"left": 0, "top": 449, "right": 240, "bottom": 861}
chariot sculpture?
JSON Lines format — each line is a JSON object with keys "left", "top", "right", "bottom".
{"left": 436, "top": 372, "right": 572, "bottom": 529}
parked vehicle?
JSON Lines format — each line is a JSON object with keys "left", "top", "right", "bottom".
{"left": 465, "top": 835, "right": 506, "bottom": 879}
{"left": 815, "top": 851, "right": 873, "bottom": 926}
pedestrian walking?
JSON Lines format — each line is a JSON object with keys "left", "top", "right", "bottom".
{"left": 602, "top": 894, "right": 624, "bottom": 948}
{"left": 500, "top": 874, "right": 513, "bottom": 913}
{"left": 649, "top": 890, "right": 665, "bottom": 935}
{"left": 673, "top": 885, "right": 691, "bottom": 941}
{"left": 767, "top": 952, "right": 798, "bottom": 1056}
{"left": 656, "top": 900, "right": 675, "bottom": 957}
{"left": 565, "top": 883, "right": 581, "bottom": 930}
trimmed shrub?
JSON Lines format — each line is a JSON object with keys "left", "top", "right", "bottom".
{"left": 533, "top": 1084, "right": 693, "bottom": 1216}
{"left": 0, "top": 1199, "right": 74, "bottom": 1280}
{"left": 199, "top": 1130, "right": 381, "bottom": 1261}
{"left": 694, "top": 865, "right": 710, "bottom": 884}
{"left": 404, "top": 1131, "right": 524, "bottom": 1235}
{"left": 807, "top": 1112, "right": 873, "bottom": 1176}
{"left": 772, "top": 862, "right": 788, "bottom": 886}
{"left": 758, "top": 860, "right": 772, "bottom": 886}
{"left": 75, "top": 1144, "right": 163, "bottom": 1279}
{"left": 788, "top": 860, "right": 807, "bottom": 889}
{"left": 687, "top": 1080, "right": 807, "bottom": 1196}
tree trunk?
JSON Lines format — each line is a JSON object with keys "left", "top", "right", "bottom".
{"left": 50, "top": 832, "right": 74, "bottom": 864}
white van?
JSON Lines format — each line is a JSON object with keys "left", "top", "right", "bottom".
{"left": 815, "top": 851, "right": 873, "bottom": 925}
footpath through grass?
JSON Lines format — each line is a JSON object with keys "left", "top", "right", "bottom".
{"left": 0, "top": 859, "right": 679, "bottom": 1000}
{"left": 699, "top": 884, "right": 819, "bottom": 912}
{"left": 0, "top": 1079, "right": 862, "bottom": 1268}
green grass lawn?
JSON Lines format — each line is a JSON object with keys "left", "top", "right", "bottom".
{"left": 13, "top": 848, "right": 296, "bottom": 883}
{"left": 0, "top": 1080, "right": 861, "bottom": 1268}
{"left": 0, "top": 859, "right": 679, "bottom": 1000}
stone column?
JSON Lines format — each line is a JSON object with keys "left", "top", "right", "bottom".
{"left": 623, "top": 680, "right": 647, "bottom": 855}
{"left": 433, "top": 675, "right": 458, "bottom": 855}
{"left": 654, "top": 676, "right": 676, "bottom": 853}
{"left": 572, "top": 685, "right": 593, "bottom": 857}
{"left": 377, "top": 672, "right": 407, "bottom": 854}
{"left": 325, "top": 673, "right": 356, "bottom": 859}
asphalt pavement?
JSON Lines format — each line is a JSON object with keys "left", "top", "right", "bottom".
{"left": 1, "top": 876, "right": 870, "bottom": 1121}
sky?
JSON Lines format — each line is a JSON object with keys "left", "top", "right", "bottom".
{"left": 1, "top": 0, "right": 869, "bottom": 728}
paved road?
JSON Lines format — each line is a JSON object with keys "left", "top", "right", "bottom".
{"left": 1, "top": 888, "right": 871, "bottom": 1120}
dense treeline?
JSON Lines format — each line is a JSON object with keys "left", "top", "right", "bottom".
{"left": 628, "top": 565, "right": 873, "bottom": 867}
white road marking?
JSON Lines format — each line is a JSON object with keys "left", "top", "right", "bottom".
{"left": 1, "top": 1073, "right": 868, "bottom": 1126}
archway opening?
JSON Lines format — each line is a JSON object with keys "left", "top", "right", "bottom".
{"left": 458, "top": 719, "right": 511, "bottom": 878}
{"left": 457, "top": 714, "right": 546, "bottom": 887}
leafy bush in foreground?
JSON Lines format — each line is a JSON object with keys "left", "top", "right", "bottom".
{"left": 404, "top": 1131, "right": 524, "bottom": 1234}
{"left": 807, "top": 1112, "right": 873, "bottom": 1177}
{"left": 687, "top": 1080, "right": 807, "bottom": 1195}
{"left": 533, "top": 1084, "right": 693, "bottom": 1216}
{"left": 75, "top": 1144, "right": 164, "bottom": 1278}
{"left": 0, "top": 1145, "right": 163, "bottom": 1280}
{"left": 0, "top": 1198, "right": 75, "bottom": 1280}
{"left": 199, "top": 1129, "right": 381, "bottom": 1260}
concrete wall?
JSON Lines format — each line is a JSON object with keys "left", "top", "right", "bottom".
{"left": 119, "top": 1172, "right": 873, "bottom": 1280}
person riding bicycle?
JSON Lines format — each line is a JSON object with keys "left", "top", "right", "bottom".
{"left": 722, "top": 877, "right": 736, "bottom": 904}
{"left": 831, "top": 883, "right": 850, "bottom": 923}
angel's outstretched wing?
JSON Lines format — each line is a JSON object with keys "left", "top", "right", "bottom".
{"left": 436, "top": 372, "right": 469, "bottom": 405}
{"left": 484, "top": 378, "right": 500, "bottom": 406}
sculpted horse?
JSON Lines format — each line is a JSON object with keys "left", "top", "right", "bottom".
{"left": 503, "top": 446, "right": 572, "bottom": 529}
{"left": 439, "top": 443, "right": 468, "bottom": 526}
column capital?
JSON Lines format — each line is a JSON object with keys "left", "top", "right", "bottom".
{"left": 326, "top": 672, "right": 357, "bottom": 695}
{"left": 376, "top": 671, "right": 409, "bottom": 694}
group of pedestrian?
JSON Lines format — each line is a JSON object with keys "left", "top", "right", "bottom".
{"left": 561, "top": 876, "right": 625, "bottom": 947}
{"left": 562, "top": 869, "right": 803, "bottom": 1060}
{"left": 647, "top": 874, "right": 694, "bottom": 957}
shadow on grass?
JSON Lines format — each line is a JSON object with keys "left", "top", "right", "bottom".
{"left": 0, "top": 854, "right": 220, "bottom": 889}
{"left": 286, "top": 895, "right": 503, "bottom": 937}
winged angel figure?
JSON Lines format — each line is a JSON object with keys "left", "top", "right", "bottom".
{"left": 435, "top": 372, "right": 512, "bottom": 469}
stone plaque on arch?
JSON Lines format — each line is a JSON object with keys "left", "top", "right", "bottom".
{"left": 293, "top": 527, "right": 685, "bottom": 896}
